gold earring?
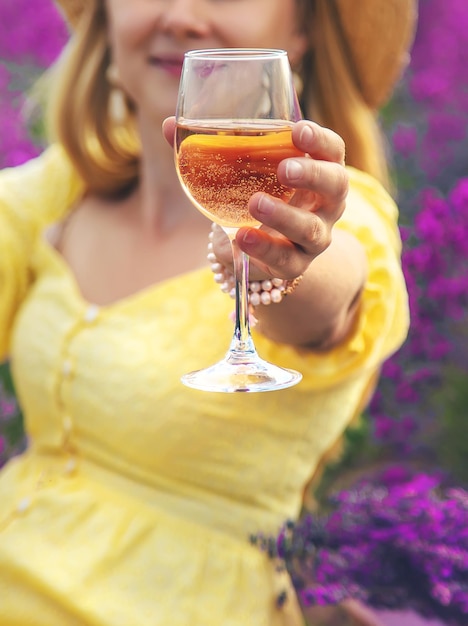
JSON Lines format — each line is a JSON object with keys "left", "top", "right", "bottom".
{"left": 292, "top": 71, "right": 304, "bottom": 100}
{"left": 106, "top": 64, "right": 128, "bottom": 125}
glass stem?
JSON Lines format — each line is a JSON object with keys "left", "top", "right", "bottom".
{"left": 228, "top": 234, "right": 257, "bottom": 358}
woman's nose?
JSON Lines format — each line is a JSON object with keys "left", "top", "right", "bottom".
{"left": 159, "top": 0, "right": 211, "bottom": 39}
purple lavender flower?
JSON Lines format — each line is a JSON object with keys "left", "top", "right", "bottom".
{"left": 254, "top": 468, "right": 468, "bottom": 624}
{"left": 379, "top": 0, "right": 468, "bottom": 466}
{"left": 392, "top": 124, "right": 418, "bottom": 158}
{"left": 0, "top": 0, "right": 67, "bottom": 169}
{"left": 0, "top": 1, "right": 67, "bottom": 66}
{"left": 0, "top": 378, "right": 23, "bottom": 469}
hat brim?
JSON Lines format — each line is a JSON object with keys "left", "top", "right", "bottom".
{"left": 335, "top": 0, "right": 418, "bottom": 108}
{"left": 55, "top": 0, "right": 84, "bottom": 26}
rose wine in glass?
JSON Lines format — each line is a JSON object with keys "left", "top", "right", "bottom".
{"left": 175, "top": 48, "right": 303, "bottom": 392}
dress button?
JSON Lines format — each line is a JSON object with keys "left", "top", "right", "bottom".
{"left": 84, "top": 304, "right": 100, "bottom": 323}
{"left": 62, "top": 359, "right": 73, "bottom": 377}
{"left": 64, "top": 458, "right": 77, "bottom": 475}
{"left": 62, "top": 415, "right": 73, "bottom": 434}
{"left": 17, "top": 497, "right": 31, "bottom": 514}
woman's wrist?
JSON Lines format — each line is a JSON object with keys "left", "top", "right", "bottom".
{"left": 207, "top": 229, "right": 303, "bottom": 307}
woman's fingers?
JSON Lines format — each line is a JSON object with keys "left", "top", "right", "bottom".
{"left": 162, "top": 116, "right": 176, "bottom": 146}
{"left": 178, "top": 117, "right": 349, "bottom": 281}
{"left": 292, "top": 120, "right": 346, "bottom": 165}
{"left": 243, "top": 160, "right": 347, "bottom": 254}
{"left": 233, "top": 122, "right": 349, "bottom": 277}
{"left": 236, "top": 224, "right": 312, "bottom": 279}
{"left": 277, "top": 157, "right": 348, "bottom": 225}
{"left": 237, "top": 200, "right": 330, "bottom": 279}
{"left": 277, "top": 120, "right": 348, "bottom": 215}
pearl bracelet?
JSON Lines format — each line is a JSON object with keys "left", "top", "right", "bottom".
{"left": 207, "top": 231, "right": 303, "bottom": 307}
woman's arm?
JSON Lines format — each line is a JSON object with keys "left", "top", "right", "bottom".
{"left": 163, "top": 117, "right": 405, "bottom": 354}
{"left": 0, "top": 145, "right": 82, "bottom": 360}
{"left": 249, "top": 227, "right": 367, "bottom": 348}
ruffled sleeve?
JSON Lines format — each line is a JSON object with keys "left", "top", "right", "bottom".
{"left": 0, "top": 144, "right": 83, "bottom": 360}
{"left": 253, "top": 166, "right": 410, "bottom": 391}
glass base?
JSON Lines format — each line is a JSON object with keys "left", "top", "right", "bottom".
{"left": 181, "top": 355, "right": 302, "bottom": 393}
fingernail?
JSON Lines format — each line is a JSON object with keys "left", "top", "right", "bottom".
{"left": 257, "top": 195, "right": 275, "bottom": 215}
{"left": 285, "top": 159, "right": 304, "bottom": 182}
{"left": 299, "top": 123, "right": 314, "bottom": 144}
{"left": 242, "top": 229, "right": 257, "bottom": 244}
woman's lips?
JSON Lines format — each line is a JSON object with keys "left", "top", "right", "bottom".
{"left": 150, "top": 57, "right": 184, "bottom": 78}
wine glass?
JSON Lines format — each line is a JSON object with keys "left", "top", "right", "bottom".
{"left": 175, "top": 48, "right": 303, "bottom": 393}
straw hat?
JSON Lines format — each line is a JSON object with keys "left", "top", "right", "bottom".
{"left": 54, "top": 0, "right": 418, "bottom": 109}
{"left": 334, "top": 0, "right": 418, "bottom": 108}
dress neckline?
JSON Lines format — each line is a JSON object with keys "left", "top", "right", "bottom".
{"left": 38, "top": 236, "right": 208, "bottom": 314}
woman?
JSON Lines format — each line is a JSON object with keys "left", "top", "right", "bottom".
{"left": 0, "top": 0, "right": 416, "bottom": 624}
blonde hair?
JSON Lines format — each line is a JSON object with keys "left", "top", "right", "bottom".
{"left": 46, "top": 0, "right": 140, "bottom": 196}
{"left": 46, "top": 0, "right": 391, "bottom": 197}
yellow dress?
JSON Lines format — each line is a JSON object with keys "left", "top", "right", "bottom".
{"left": 0, "top": 146, "right": 409, "bottom": 625}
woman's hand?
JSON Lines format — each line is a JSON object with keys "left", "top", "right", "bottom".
{"left": 234, "top": 119, "right": 349, "bottom": 281}
{"left": 162, "top": 117, "right": 348, "bottom": 281}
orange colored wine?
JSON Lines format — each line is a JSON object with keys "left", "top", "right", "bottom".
{"left": 176, "top": 122, "right": 303, "bottom": 227}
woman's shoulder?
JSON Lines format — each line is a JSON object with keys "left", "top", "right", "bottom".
{"left": 0, "top": 144, "right": 84, "bottom": 225}
{"left": 345, "top": 165, "right": 400, "bottom": 226}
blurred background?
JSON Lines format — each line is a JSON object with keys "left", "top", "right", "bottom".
{"left": 1, "top": 1, "right": 467, "bottom": 624}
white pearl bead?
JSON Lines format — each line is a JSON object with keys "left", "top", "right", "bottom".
{"left": 249, "top": 292, "right": 261, "bottom": 306}
{"left": 272, "top": 277, "right": 285, "bottom": 288}
{"left": 261, "top": 280, "right": 273, "bottom": 292}
{"left": 250, "top": 281, "right": 261, "bottom": 293}
{"left": 271, "top": 288, "right": 283, "bottom": 303}
{"left": 260, "top": 291, "right": 272, "bottom": 305}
